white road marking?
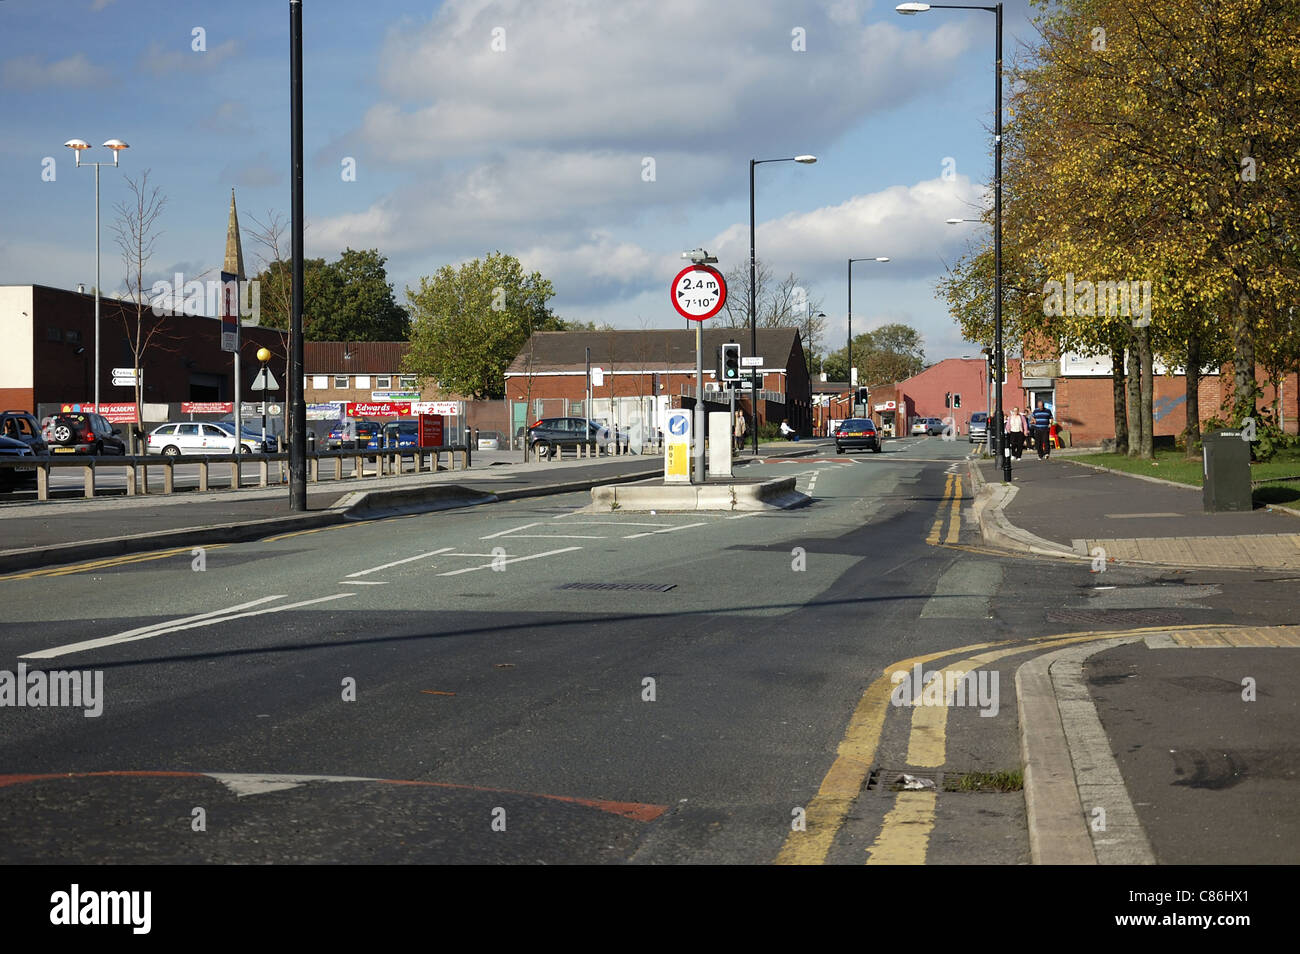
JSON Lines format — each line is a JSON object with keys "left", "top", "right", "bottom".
{"left": 437, "top": 546, "right": 583, "bottom": 576}
{"left": 207, "top": 772, "right": 379, "bottom": 797}
{"left": 346, "top": 547, "right": 454, "bottom": 577}
{"left": 481, "top": 522, "right": 543, "bottom": 539}
{"left": 340, "top": 580, "right": 388, "bottom": 585}
{"left": 23, "top": 593, "right": 355, "bottom": 659}
{"left": 623, "top": 522, "right": 708, "bottom": 540}
{"left": 506, "top": 534, "right": 606, "bottom": 539}
{"left": 552, "top": 519, "right": 671, "bottom": 527}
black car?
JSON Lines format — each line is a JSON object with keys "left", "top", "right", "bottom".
{"left": 0, "top": 410, "right": 48, "bottom": 456}
{"left": 527, "top": 417, "right": 618, "bottom": 458}
{"left": 0, "top": 434, "right": 37, "bottom": 491}
{"left": 47, "top": 412, "right": 126, "bottom": 455}
{"left": 834, "top": 417, "right": 881, "bottom": 453}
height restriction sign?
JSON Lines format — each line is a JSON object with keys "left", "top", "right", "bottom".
{"left": 670, "top": 265, "right": 727, "bottom": 321}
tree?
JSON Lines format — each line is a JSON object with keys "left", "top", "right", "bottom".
{"left": 718, "top": 260, "right": 826, "bottom": 338}
{"left": 405, "top": 252, "right": 560, "bottom": 400}
{"left": 822, "top": 323, "right": 926, "bottom": 385}
{"left": 111, "top": 170, "right": 174, "bottom": 452}
{"left": 249, "top": 246, "right": 408, "bottom": 341}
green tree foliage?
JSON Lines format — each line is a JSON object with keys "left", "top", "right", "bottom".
{"left": 250, "top": 247, "right": 409, "bottom": 341}
{"left": 404, "top": 252, "right": 560, "bottom": 399}
{"left": 822, "top": 323, "right": 925, "bottom": 385}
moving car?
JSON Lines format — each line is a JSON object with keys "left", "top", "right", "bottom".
{"left": 527, "top": 417, "right": 618, "bottom": 458}
{"left": 911, "top": 417, "right": 945, "bottom": 436}
{"left": 834, "top": 417, "right": 881, "bottom": 454}
{"left": 0, "top": 410, "right": 48, "bottom": 456}
{"left": 968, "top": 412, "right": 989, "bottom": 443}
{"left": 47, "top": 412, "right": 127, "bottom": 455}
{"left": 0, "top": 434, "right": 36, "bottom": 491}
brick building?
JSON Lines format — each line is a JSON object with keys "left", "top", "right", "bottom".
{"left": 503, "top": 328, "right": 811, "bottom": 446}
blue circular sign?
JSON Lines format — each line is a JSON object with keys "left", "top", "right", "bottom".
{"left": 667, "top": 414, "right": 689, "bottom": 436}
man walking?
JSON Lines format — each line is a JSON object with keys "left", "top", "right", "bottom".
{"left": 1031, "top": 400, "right": 1054, "bottom": 460}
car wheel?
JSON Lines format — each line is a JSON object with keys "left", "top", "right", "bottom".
{"left": 873, "top": 444, "right": 882, "bottom": 453}
{"left": 835, "top": 445, "right": 842, "bottom": 453}
{"left": 535, "top": 440, "right": 552, "bottom": 459}
{"left": 162, "top": 445, "right": 181, "bottom": 458}
{"left": 238, "top": 443, "right": 252, "bottom": 454}
{"left": 52, "top": 423, "right": 74, "bottom": 444}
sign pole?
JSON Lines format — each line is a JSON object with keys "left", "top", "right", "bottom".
{"left": 694, "top": 322, "right": 705, "bottom": 483}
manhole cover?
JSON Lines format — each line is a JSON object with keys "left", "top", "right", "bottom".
{"left": 1044, "top": 608, "right": 1189, "bottom": 626}
{"left": 558, "top": 582, "right": 677, "bottom": 592}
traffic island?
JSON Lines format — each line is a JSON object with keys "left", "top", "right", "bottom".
{"left": 589, "top": 476, "right": 809, "bottom": 512}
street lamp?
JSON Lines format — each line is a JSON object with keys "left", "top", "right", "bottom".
{"left": 750, "top": 154, "right": 817, "bottom": 454}
{"left": 65, "top": 137, "right": 129, "bottom": 413}
{"left": 256, "top": 346, "right": 272, "bottom": 451}
{"left": 847, "top": 257, "right": 890, "bottom": 392}
{"left": 900, "top": 0, "right": 1009, "bottom": 483}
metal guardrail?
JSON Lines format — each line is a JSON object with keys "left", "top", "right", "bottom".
{"left": 531, "top": 438, "right": 639, "bottom": 461}
{"left": 0, "top": 444, "right": 471, "bottom": 501}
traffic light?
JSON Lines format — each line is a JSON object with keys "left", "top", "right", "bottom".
{"left": 945, "top": 391, "right": 951, "bottom": 408}
{"left": 953, "top": 393, "right": 961, "bottom": 408}
{"left": 720, "top": 342, "right": 741, "bottom": 385}
{"left": 857, "top": 387, "right": 869, "bottom": 404}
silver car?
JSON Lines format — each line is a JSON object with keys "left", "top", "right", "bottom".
{"left": 148, "top": 422, "right": 265, "bottom": 456}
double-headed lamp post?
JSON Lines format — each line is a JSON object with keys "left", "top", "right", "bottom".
{"left": 64, "top": 137, "right": 129, "bottom": 411}
{"left": 847, "top": 257, "right": 890, "bottom": 396}
{"left": 900, "top": 0, "right": 1009, "bottom": 482}
{"left": 750, "top": 154, "right": 817, "bottom": 454}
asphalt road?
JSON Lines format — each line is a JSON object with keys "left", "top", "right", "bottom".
{"left": 1, "top": 435, "right": 1295, "bottom": 863}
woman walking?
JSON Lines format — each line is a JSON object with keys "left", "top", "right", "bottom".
{"left": 1004, "top": 406, "right": 1029, "bottom": 461}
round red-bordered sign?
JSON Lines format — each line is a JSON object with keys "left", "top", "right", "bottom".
{"left": 670, "top": 265, "right": 727, "bottom": 321}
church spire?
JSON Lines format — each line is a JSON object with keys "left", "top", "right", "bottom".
{"left": 223, "top": 188, "right": 245, "bottom": 280}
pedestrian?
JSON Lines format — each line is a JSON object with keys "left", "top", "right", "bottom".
{"left": 1031, "top": 400, "right": 1054, "bottom": 459}
{"left": 1004, "top": 406, "right": 1029, "bottom": 461}
{"left": 733, "top": 408, "right": 747, "bottom": 452}
{"left": 779, "top": 418, "right": 796, "bottom": 441}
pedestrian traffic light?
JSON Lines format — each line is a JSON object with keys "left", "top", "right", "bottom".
{"left": 720, "top": 342, "right": 741, "bottom": 385}
{"left": 953, "top": 393, "right": 961, "bottom": 408}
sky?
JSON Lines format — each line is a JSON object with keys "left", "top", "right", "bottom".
{"left": 0, "top": 0, "right": 1040, "bottom": 366}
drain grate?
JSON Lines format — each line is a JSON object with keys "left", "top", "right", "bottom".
{"left": 558, "top": 582, "right": 677, "bottom": 592}
{"left": 1045, "top": 608, "right": 1190, "bottom": 626}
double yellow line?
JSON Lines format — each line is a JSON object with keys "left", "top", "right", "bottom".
{"left": 925, "top": 472, "right": 963, "bottom": 546}
{"left": 0, "top": 544, "right": 228, "bottom": 581}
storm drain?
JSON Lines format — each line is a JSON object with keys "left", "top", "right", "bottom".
{"left": 867, "top": 767, "right": 1024, "bottom": 794}
{"left": 1045, "top": 608, "right": 1190, "bottom": 627}
{"left": 558, "top": 582, "right": 677, "bottom": 592}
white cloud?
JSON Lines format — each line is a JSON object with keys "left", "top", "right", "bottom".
{"left": 139, "top": 39, "right": 239, "bottom": 75}
{"left": 2, "top": 54, "right": 113, "bottom": 89}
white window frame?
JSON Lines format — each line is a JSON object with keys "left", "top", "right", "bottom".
{"left": 333, "top": 375, "right": 349, "bottom": 389}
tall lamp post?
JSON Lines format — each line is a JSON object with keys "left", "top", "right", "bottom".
{"left": 900, "top": 1, "right": 1008, "bottom": 482}
{"left": 847, "top": 256, "right": 890, "bottom": 394}
{"left": 750, "top": 154, "right": 817, "bottom": 454}
{"left": 64, "top": 137, "right": 129, "bottom": 414}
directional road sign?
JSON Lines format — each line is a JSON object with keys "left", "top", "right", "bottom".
{"left": 670, "top": 265, "right": 727, "bottom": 321}
{"left": 251, "top": 367, "right": 280, "bottom": 391}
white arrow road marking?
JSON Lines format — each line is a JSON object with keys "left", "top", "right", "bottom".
{"left": 623, "top": 522, "right": 707, "bottom": 540}
{"left": 22, "top": 593, "right": 355, "bottom": 660}
{"left": 437, "top": 546, "right": 582, "bottom": 576}
{"left": 206, "top": 772, "right": 381, "bottom": 797}
{"left": 481, "top": 522, "right": 542, "bottom": 539}
{"left": 346, "top": 548, "right": 454, "bottom": 577}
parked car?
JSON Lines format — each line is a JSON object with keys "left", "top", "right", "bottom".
{"left": 0, "top": 410, "right": 48, "bottom": 456}
{"left": 379, "top": 420, "right": 419, "bottom": 455}
{"left": 325, "top": 419, "right": 382, "bottom": 451}
{"left": 476, "top": 430, "right": 502, "bottom": 451}
{"left": 147, "top": 422, "right": 273, "bottom": 456}
{"left": 968, "top": 412, "right": 989, "bottom": 443}
{"left": 0, "top": 434, "right": 36, "bottom": 491}
{"left": 210, "top": 421, "right": 279, "bottom": 453}
{"left": 911, "top": 417, "right": 945, "bottom": 436}
{"left": 47, "top": 412, "right": 126, "bottom": 455}
{"left": 527, "top": 417, "right": 619, "bottom": 458}
{"left": 834, "top": 417, "right": 881, "bottom": 454}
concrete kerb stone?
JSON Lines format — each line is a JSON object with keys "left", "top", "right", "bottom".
{"left": 1017, "top": 636, "right": 1156, "bottom": 865}
{"left": 967, "top": 460, "right": 1080, "bottom": 560}
{"left": 589, "top": 476, "right": 808, "bottom": 512}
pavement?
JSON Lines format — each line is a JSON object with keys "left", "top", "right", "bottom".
{"left": 972, "top": 446, "right": 1300, "bottom": 865}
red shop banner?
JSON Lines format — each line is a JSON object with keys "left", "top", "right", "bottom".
{"left": 181, "top": 402, "right": 234, "bottom": 414}
{"left": 345, "top": 401, "right": 410, "bottom": 418}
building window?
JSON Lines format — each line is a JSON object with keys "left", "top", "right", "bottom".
{"left": 376, "top": 376, "right": 391, "bottom": 390}
{"left": 64, "top": 329, "right": 82, "bottom": 344}
{"left": 47, "top": 326, "right": 61, "bottom": 342}
{"left": 312, "top": 375, "right": 329, "bottom": 390}
{"left": 399, "top": 375, "right": 417, "bottom": 389}
{"left": 334, "top": 375, "right": 349, "bottom": 389}
{"left": 355, "top": 375, "right": 371, "bottom": 389}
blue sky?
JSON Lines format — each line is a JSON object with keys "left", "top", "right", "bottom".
{"left": 1, "top": 0, "right": 1038, "bottom": 363}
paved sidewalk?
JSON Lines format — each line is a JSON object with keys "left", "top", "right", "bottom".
{"left": 972, "top": 455, "right": 1300, "bottom": 570}
{"left": 1018, "top": 624, "right": 1300, "bottom": 865}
